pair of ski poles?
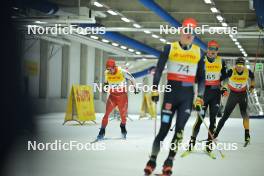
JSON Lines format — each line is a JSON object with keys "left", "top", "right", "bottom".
{"left": 168, "top": 108, "right": 225, "bottom": 158}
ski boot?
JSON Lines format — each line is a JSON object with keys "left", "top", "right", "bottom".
{"left": 188, "top": 136, "right": 196, "bottom": 151}
{"left": 162, "top": 158, "right": 173, "bottom": 176}
{"left": 120, "top": 124, "right": 127, "bottom": 139}
{"left": 244, "top": 130, "right": 250, "bottom": 147}
{"left": 144, "top": 159, "right": 156, "bottom": 175}
{"left": 205, "top": 140, "right": 216, "bottom": 159}
{"left": 97, "top": 128, "right": 105, "bottom": 140}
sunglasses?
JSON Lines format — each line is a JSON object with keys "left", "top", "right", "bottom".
{"left": 236, "top": 64, "right": 245, "bottom": 67}
{"left": 208, "top": 47, "right": 219, "bottom": 51}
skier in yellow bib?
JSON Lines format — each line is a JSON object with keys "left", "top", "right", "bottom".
{"left": 187, "top": 40, "right": 228, "bottom": 156}
{"left": 144, "top": 18, "right": 205, "bottom": 176}
{"left": 213, "top": 57, "right": 255, "bottom": 147}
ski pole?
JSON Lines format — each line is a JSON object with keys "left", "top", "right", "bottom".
{"left": 154, "top": 102, "right": 157, "bottom": 137}
{"left": 197, "top": 111, "right": 225, "bottom": 158}
{"left": 170, "top": 122, "right": 176, "bottom": 131}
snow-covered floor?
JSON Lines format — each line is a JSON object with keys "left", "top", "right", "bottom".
{"left": 3, "top": 113, "right": 264, "bottom": 176}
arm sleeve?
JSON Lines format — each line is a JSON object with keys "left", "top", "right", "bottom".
{"left": 196, "top": 50, "right": 206, "bottom": 97}
{"left": 227, "top": 69, "right": 233, "bottom": 78}
{"left": 123, "top": 69, "right": 136, "bottom": 86}
{"left": 152, "top": 44, "right": 170, "bottom": 89}
{"left": 220, "top": 60, "right": 228, "bottom": 81}
{"left": 249, "top": 69, "right": 255, "bottom": 80}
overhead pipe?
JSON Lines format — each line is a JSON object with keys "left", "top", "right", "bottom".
{"left": 14, "top": 0, "right": 59, "bottom": 15}
{"left": 132, "top": 66, "right": 156, "bottom": 78}
{"left": 139, "top": 0, "right": 207, "bottom": 51}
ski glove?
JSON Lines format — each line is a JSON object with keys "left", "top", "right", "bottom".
{"left": 194, "top": 96, "right": 204, "bottom": 111}
{"left": 221, "top": 86, "right": 229, "bottom": 97}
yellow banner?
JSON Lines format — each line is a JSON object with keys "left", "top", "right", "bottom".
{"left": 64, "top": 85, "right": 96, "bottom": 125}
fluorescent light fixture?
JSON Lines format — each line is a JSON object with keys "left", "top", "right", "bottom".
{"left": 128, "top": 48, "right": 134, "bottom": 52}
{"left": 160, "top": 38, "right": 166, "bottom": 42}
{"left": 121, "top": 17, "right": 131, "bottom": 23}
{"left": 204, "top": 0, "right": 212, "bottom": 4}
{"left": 244, "top": 53, "right": 248, "bottom": 57}
{"left": 144, "top": 30, "right": 151, "bottom": 34}
{"left": 245, "top": 60, "right": 249, "bottom": 63}
{"left": 133, "top": 24, "right": 141, "bottom": 28}
{"left": 235, "top": 41, "right": 239, "bottom": 45}
{"left": 240, "top": 48, "right": 244, "bottom": 52}
{"left": 166, "top": 42, "right": 171, "bottom": 45}
{"left": 136, "top": 51, "right": 141, "bottom": 55}
{"left": 90, "top": 35, "right": 99, "bottom": 39}
{"left": 237, "top": 45, "right": 242, "bottom": 49}
{"left": 152, "top": 34, "right": 159, "bottom": 38}
{"left": 102, "top": 39, "right": 109, "bottom": 43}
{"left": 229, "top": 34, "right": 233, "bottom": 38}
{"left": 120, "top": 45, "right": 127, "bottom": 49}
{"left": 216, "top": 15, "right": 224, "bottom": 22}
{"left": 107, "top": 10, "right": 118, "bottom": 15}
{"left": 93, "top": 1, "right": 103, "bottom": 7}
{"left": 246, "top": 65, "right": 250, "bottom": 69}
{"left": 210, "top": 7, "right": 218, "bottom": 13}
{"left": 232, "top": 38, "right": 237, "bottom": 42}
{"left": 112, "top": 42, "right": 119, "bottom": 47}
{"left": 35, "top": 21, "right": 47, "bottom": 24}
{"left": 221, "top": 22, "right": 228, "bottom": 27}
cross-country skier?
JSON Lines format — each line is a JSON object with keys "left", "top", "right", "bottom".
{"left": 144, "top": 18, "right": 206, "bottom": 176}
{"left": 187, "top": 40, "right": 228, "bottom": 156}
{"left": 97, "top": 58, "right": 139, "bottom": 140}
{"left": 213, "top": 57, "right": 255, "bottom": 147}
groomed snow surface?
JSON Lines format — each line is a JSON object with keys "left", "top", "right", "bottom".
{"left": 4, "top": 113, "right": 264, "bottom": 176}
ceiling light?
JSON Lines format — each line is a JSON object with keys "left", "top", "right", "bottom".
{"left": 102, "top": 39, "right": 109, "bottom": 43}
{"left": 112, "top": 42, "right": 119, "bottom": 47}
{"left": 235, "top": 41, "right": 239, "bottom": 45}
{"left": 246, "top": 65, "right": 250, "bottom": 69}
{"left": 136, "top": 51, "right": 141, "bottom": 55}
{"left": 133, "top": 24, "right": 141, "bottom": 28}
{"left": 121, "top": 17, "right": 131, "bottom": 23}
{"left": 93, "top": 1, "right": 103, "bottom": 7}
{"left": 210, "top": 7, "right": 218, "bottom": 13}
{"left": 204, "top": 0, "right": 212, "bottom": 4}
{"left": 35, "top": 21, "right": 47, "bottom": 24}
{"left": 166, "top": 42, "right": 171, "bottom": 45}
{"left": 90, "top": 35, "right": 99, "bottom": 39}
{"left": 128, "top": 48, "right": 134, "bottom": 52}
{"left": 240, "top": 48, "right": 244, "bottom": 52}
{"left": 107, "top": 10, "right": 118, "bottom": 15}
{"left": 120, "top": 45, "right": 127, "bottom": 49}
{"left": 216, "top": 15, "right": 224, "bottom": 22}
{"left": 221, "top": 22, "right": 228, "bottom": 27}
{"left": 244, "top": 53, "right": 248, "bottom": 57}
{"left": 237, "top": 45, "right": 242, "bottom": 49}
{"left": 152, "top": 34, "right": 159, "bottom": 38}
{"left": 144, "top": 30, "right": 151, "bottom": 34}
{"left": 160, "top": 38, "right": 166, "bottom": 42}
